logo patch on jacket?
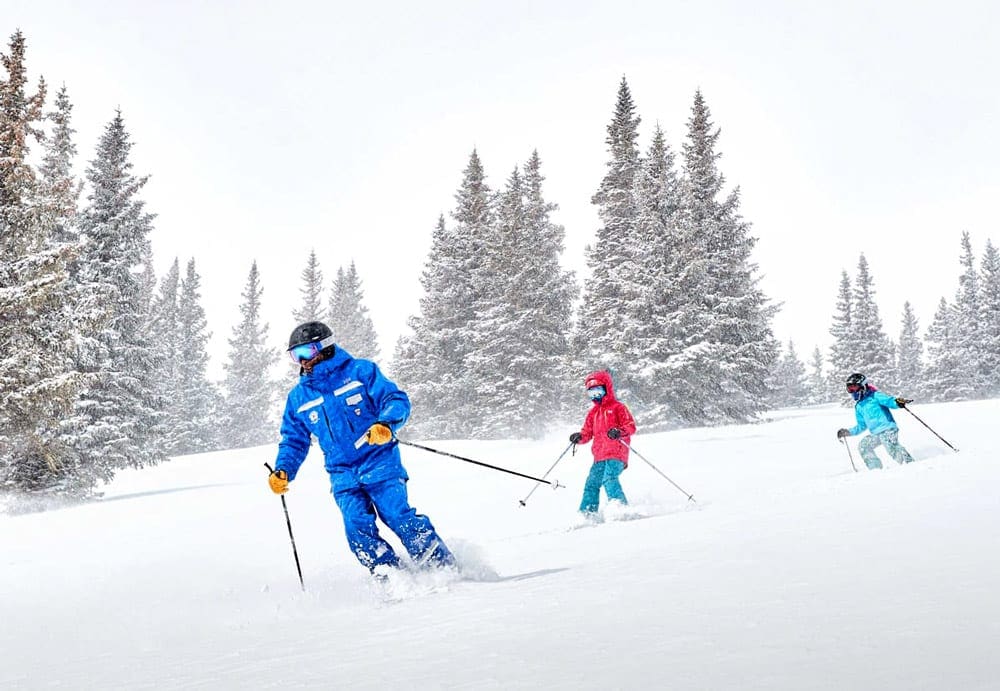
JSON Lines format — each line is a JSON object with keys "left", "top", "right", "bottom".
{"left": 309, "top": 411, "right": 319, "bottom": 424}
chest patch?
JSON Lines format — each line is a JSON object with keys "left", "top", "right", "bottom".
{"left": 308, "top": 411, "right": 319, "bottom": 424}
{"left": 346, "top": 393, "right": 363, "bottom": 406}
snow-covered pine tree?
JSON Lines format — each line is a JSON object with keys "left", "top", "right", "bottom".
{"left": 464, "top": 156, "right": 577, "bottom": 437}
{"left": 896, "top": 301, "right": 923, "bottom": 400}
{"left": 850, "top": 254, "right": 895, "bottom": 389}
{"left": 463, "top": 166, "right": 529, "bottom": 437}
{"left": 978, "top": 240, "right": 1000, "bottom": 396}
{"left": 292, "top": 248, "right": 325, "bottom": 325}
{"left": 924, "top": 297, "right": 966, "bottom": 401}
{"left": 807, "top": 347, "right": 827, "bottom": 404}
{"left": 521, "top": 151, "right": 577, "bottom": 423}
{"left": 150, "top": 258, "right": 183, "bottom": 455}
{"left": 671, "top": 89, "right": 778, "bottom": 424}
{"left": 73, "top": 110, "right": 165, "bottom": 474}
{"left": 953, "top": 231, "right": 985, "bottom": 396}
{"left": 574, "top": 77, "right": 642, "bottom": 386}
{"left": 222, "top": 262, "right": 278, "bottom": 448}
{"left": 628, "top": 123, "right": 686, "bottom": 425}
{"left": 38, "top": 84, "right": 81, "bottom": 245}
{"left": 769, "top": 340, "right": 810, "bottom": 409}
{"left": 392, "top": 215, "right": 457, "bottom": 437}
{"left": 395, "top": 151, "right": 493, "bottom": 437}
{"left": 0, "top": 31, "right": 88, "bottom": 495}
{"left": 328, "top": 261, "right": 380, "bottom": 360}
{"left": 827, "top": 270, "right": 855, "bottom": 400}
{"left": 172, "top": 259, "right": 219, "bottom": 454}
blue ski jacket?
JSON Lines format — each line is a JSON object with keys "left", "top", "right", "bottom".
{"left": 274, "top": 347, "right": 411, "bottom": 494}
{"left": 847, "top": 389, "right": 901, "bottom": 437}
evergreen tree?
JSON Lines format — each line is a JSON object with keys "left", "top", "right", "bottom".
{"left": 150, "top": 258, "right": 183, "bottom": 454}
{"left": 953, "top": 231, "right": 984, "bottom": 395}
{"left": 850, "top": 254, "right": 895, "bottom": 388}
{"left": 807, "top": 347, "right": 827, "bottom": 404}
{"left": 398, "top": 151, "right": 577, "bottom": 438}
{"left": 222, "top": 262, "right": 278, "bottom": 448}
{"left": 172, "top": 259, "right": 218, "bottom": 454}
{"left": 395, "top": 151, "right": 493, "bottom": 437}
{"left": 73, "top": 110, "right": 164, "bottom": 475}
{"left": 827, "top": 270, "right": 855, "bottom": 399}
{"left": 462, "top": 156, "right": 577, "bottom": 438}
{"left": 328, "top": 261, "right": 380, "bottom": 360}
{"left": 38, "top": 84, "right": 81, "bottom": 245}
{"left": 896, "top": 301, "right": 923, "bottom": 400}
{"left": 769, "top": 340, "right": 810, "bottom": 408}
{"left": 0, "top": 31, "right": 87, "bottom": 495}
{"left": 520, "top": 151, "right": 578, "bottom": 423}
{"left": 292, "top": 248, "right": 325, "bottom": 325}
{"left": 978, "top": 240, "right": 1000, "bottom": 395}
{"left": 924, "top": 297, "right": 966, "bottom": 401}
{"left": 629, "top": 123, "right": 686, "bottom": 423}
{"left": 393, "top": 215, "right": 456, "bottom": 437}
{"left": 464, "top": 166, "right": 529, "bottom": 436}
{"left": 669, "top": 89, "right": 778, "bottom": 424}
{"left": 575, "top": 77, "right": 642, "bottom": 379}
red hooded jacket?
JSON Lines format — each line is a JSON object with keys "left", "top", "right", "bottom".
{"left": 576, "top": 370, "right": 637, "bottom": 466}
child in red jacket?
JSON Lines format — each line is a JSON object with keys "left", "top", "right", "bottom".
{"left": 569, "top": 370, "right": 637, "bottom": 515}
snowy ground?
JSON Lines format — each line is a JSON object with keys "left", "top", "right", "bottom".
{"left": 3, "top": 400, "right": 999, "bottom": 690}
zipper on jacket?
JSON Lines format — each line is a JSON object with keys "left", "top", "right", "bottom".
{"left": 320, "top": 407, "right": 337, "bottom": 442}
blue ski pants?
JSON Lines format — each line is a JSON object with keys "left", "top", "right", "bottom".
{"left": 859, "top": 429, "right": 914, "bottom": 469}
{"left": 579, "top": 459, "right": 627, "bottom": 513}
{"left": 332, "top": 477, "right": 454, "bottom": 571}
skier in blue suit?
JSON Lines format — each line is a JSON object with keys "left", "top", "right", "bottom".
{"left": 268, "top": 321, "right": 454, "bottom": 574}
{"left": 836, "top": 372, "right": 915, "bottom": 469}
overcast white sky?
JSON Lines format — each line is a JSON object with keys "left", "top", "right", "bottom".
{"left": 8, "top": 0, "right": 1000, "bottom": 379}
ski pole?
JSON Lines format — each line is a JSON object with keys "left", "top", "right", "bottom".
{"left": 519, "top": 441, "right": 574, "bottom": 507}
{"left": 904, "top": 407, "right": 959, "bottom": 452}
{"left": 264, "top": 463, "right": 305, "bottom": 591}
{"left": 840, "top": 437, "right": 857, "bottom": 472}
{"left": 618, "top": 440, "right": 696, "bottom": 502}
{"left": 397, "top": 439, "right": 564, "bottom": 487}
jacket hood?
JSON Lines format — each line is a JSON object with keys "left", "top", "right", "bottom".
{"left": 584, "top": 370, "right": 616, "bottom": 402}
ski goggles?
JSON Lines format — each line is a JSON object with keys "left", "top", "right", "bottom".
{"left": 587, "top": 385, "right": 606, "bottom": 400}
{"left": 846, "top": 384, "right": 863, "bottom": 393}
{"left": 288, "top": 335, "right": 337, "bottom": 364}
{"left": 288, "top": 342, "right": 322, "bottom": 364}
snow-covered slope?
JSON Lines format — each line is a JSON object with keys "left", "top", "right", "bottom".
{"left": 3, "top": 401, "right": 998, "bottom": 690}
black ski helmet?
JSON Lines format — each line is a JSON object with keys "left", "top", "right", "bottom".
{"left": 288, "top": 321, "right": 335, "bottom": 352}
{"left": 845, "top": 372, "right": 867, "bottom": 389}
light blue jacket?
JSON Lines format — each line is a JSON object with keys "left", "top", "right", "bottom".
{"left": 274, "top": 347, "right": 411, "bottom": 493}
{"left": 848, "top": 389, "right": 901, "bottom": 436}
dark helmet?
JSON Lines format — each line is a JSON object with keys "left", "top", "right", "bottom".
{"left": 287, "top": 321, "right": 336, "bottom": 365}
{"left": 845, "top": 372, "right": 867, "bottom": 389}
{"left": 846, "top": 372, "right": 869, "bottom": 400}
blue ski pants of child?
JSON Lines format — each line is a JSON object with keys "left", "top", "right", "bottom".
{"left": 579, "top": 459, "right": 627, "bottom": 513}
{"left": 333, "top": 477, "right": 454, "bottom": 572}
{"left": 859, "top": 429, "right": 914, "bottom": 469}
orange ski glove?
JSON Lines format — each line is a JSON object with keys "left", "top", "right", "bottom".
{"left": 268, "top": 469, "right": 289, "bottom": 494}
{"left": 367, "top": 423, "right": 393, "bottom": 445}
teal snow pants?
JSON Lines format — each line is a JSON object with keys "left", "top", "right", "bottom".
{"left": 579, "top": 459, "right": 627, "bottom": 513}
{"left": 859, "top": 429, "right": 914, "bottom": 469}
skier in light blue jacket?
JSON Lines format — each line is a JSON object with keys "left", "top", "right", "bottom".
{"left": 836, "top": 372, "right": 914, "bottom": 469}
{"left": 268, "top": 321, "right": 454, "bottom": 575}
